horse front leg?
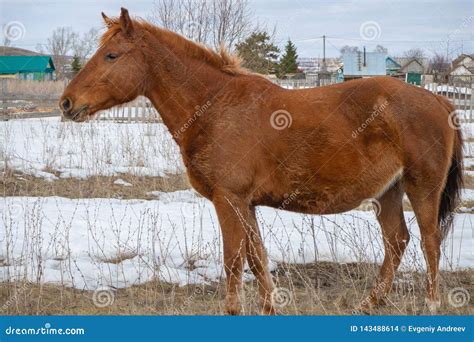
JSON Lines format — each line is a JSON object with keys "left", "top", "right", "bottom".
{"left": 245, "top": 207, "right": 276, "bottom": 315}
{"left": 213, "top": 190, "right": 275, "bottom": 315}
{"left": 213, "top": 191, "right": 248, "bottom": 315}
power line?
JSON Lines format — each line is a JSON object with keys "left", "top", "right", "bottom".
{"left": 296, "top": 36, "right": 474, "bottom": 44}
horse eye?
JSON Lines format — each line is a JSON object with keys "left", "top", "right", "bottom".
{"left": 105, "top": 53, "right": 118, "bottom": 61}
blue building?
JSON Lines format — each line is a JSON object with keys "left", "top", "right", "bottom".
{"left": 342, "top": 50, "right": 387, "bottom": 81}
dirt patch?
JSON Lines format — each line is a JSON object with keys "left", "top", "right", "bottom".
{"left": 1, "top": 169, "right": 190, "bottom": 199}
{"left": 465, "top": 173, "right": 474, "bottom": 189}
{"left": 0, "top": 262, "right": 471, "bottom": 315}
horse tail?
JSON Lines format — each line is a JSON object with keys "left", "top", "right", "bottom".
{"left": 436, "top": 95, "right": 464, "bottom": 239}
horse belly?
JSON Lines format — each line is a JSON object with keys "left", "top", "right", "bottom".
{"left": 258, "top": 158, "right": 403, "bottom": 215}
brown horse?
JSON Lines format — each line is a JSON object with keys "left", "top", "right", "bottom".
{"left": 60, "top": 8, "right": 463, "bottom": 315}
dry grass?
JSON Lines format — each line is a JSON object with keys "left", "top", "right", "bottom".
{"left": 465, "top": 173, "right": 474, "bottom": 189}
{"left": 0, "top": 262, "right": 471, "bottom": 315}
{"left": 3, "top": 79, "right": 65, "bottom": 99}
{"left": 1, "top": 168, "right": 190, "bottom": 199}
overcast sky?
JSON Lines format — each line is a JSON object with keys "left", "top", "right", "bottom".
{"left": 1, "top": 0, "right": 473, "bottom": 58}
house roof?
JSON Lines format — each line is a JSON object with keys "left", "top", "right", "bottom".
{"left": 451, "top": 53, "right": 473, "bottom": 67}
{"left": 386, "top": 56, "right": 401, "bottom": 69}
{"left": 394, "top": 57, "right": 429, "bottom": 71}
{"left": 449, "top": 54, "right": 474, "bottom": 75}
{"left": 0, "top": 55, "right": 55, "bottom": 74}
{"left": 450, "top": 64, "right": 474, "bottom": 76}
{"left": 342, "top": 52, "right": 386, "bottom": 76}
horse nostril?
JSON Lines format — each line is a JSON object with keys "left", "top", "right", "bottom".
{"left": 61, "top": 98, "right": 72, "bottom": 112}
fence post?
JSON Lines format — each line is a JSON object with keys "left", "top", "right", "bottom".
{"left": 469, "top": 83, "right": 474, "bottom": 121}
{"left": 1, "top": 79, "right": 6, "bottom": 119}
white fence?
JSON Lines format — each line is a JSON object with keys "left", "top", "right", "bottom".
{"left": 97, "top": 96, "right": 160, "bottom": 123}
{"left": 424, "top": 83, "right": 473, "bottom": 113}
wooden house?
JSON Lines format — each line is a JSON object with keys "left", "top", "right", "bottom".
{"left": 0, "top": 55, "right": 55, "bottom": 80}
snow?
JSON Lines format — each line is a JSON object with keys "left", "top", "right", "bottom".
{"left": 0, "top": 192, "right": 472, "bottom": 290}
{"left": 113, "top": 178, "right": 132, "bottom": 187}
{"left": 0, "top": 117, "right": 184, "bottom": 180}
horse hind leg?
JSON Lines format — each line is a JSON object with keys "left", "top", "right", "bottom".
{"left": 358, "top": 180, "right": 410, "bottom": 312}
{"left": 404, "top": 182, "right": 443, "bottom": 313}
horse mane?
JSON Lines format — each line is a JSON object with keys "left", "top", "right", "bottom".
{"left": 100, "top": 17, "right": 247, "bottom": 75}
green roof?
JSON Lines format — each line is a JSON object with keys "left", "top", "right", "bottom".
{"left": 0, "top": 55, "right": 55, "bottom": 74}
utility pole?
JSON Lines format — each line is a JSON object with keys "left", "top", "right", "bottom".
{"left": 323, "top": 35, "right": 326, "bottom": 64}
{"left": 321, "top": 35, "right": 327, "bottom": 72}
{"left": 319, "top": 35, "right": 329, "bottom": 85}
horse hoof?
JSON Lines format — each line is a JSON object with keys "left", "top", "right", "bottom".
{"left": 224, "top": 298, "right": 242, "bottom": 315}
{"left": 261, "top": 305, "right": 277, "bottom": 315}
{"left": 225, "top": 308, "right": 241, "bottom": 315}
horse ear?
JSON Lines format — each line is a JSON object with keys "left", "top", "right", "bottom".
{"left": 101, "top": 12, "right": 113, "bottom": 28}
{"left": 119, "top": 7, "right": 134, "bottom": 36}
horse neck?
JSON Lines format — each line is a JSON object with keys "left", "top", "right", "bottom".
{"left": 145, "top": 55, "right": 228, "bottom": 146}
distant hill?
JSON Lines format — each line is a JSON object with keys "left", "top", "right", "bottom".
{"left": 0, "top": 46, "right": 43, "bottom": 56}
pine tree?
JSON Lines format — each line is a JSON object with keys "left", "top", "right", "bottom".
{"left": 277, "top": 39, "right": 299, "bottom": 78}
{"left": 235, "top": 31, "right": 280, "bottom": 74}
{"left": 71, "top": 55, "right": 82, "bottom": 75}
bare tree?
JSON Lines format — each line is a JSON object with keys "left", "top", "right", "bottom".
{"left": 211, "top": 0, "right": 252, "bottom": 49}
{"left": 403, "top": 48, "right": 425, "bottom": 59}
{"left": 149, "top": 0, "right": 210, "bottom": 43}
{"left": 374, "top": 44, "right": 388, "bottom": 54}
{"left": 73, "top": 28, "right": 100, "bottom": 63}
{"left": 37, "top": 27, "right": 78, "bottom": 79}
{"left": 340, "top": 45, "right": 360, "bottom": 56}
{"left": 39, "top": 27, "right": 77, "bottom": 57}
{"left": 430, "top": 53, "right": 450, "bottom": 81}
{"left": 37, "top": 27, "right": 99, "bottom": 79}
{"left": 149, "top": 0, "right": 252, "bottom": 50}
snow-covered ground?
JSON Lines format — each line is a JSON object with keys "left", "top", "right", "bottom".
{"left": 0, "top": 118, "right": 183, "bottom": 180}
{"left": 0, "top": 118, "right": 473, "bottom": 181}
{"left": 0, "top": 190, "right": 472, "bottom": 290}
